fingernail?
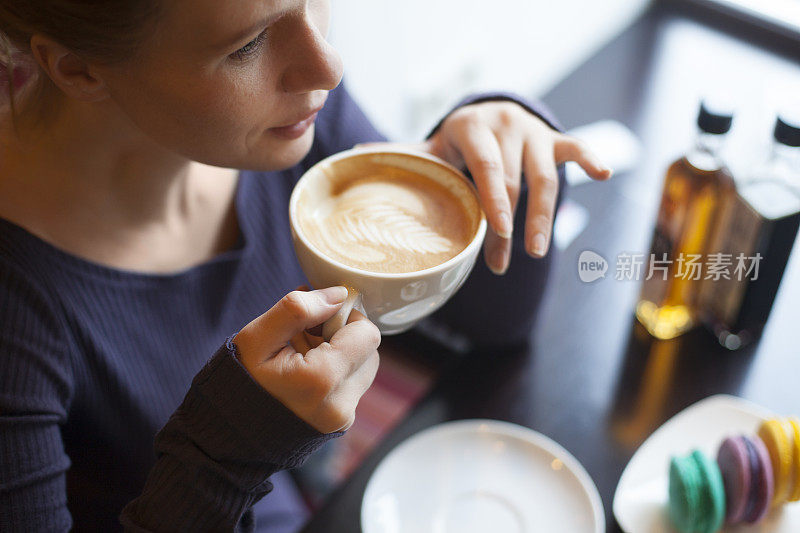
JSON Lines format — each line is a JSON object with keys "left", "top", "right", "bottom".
{"left": 530, "top": 233, "right": 547, "bottom": 256}
{"left": 319, "top": 286, "right": 349, "bottom": 304}
{"left": 497, "top": 212, "right": 513, "bottom": 239}
{"left": 489, "top": 247, "right": 509, "bottom": 275}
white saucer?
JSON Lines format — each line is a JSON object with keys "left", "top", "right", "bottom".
{"left": 613, "top": 394, "right": 800, "bottom": 532}
{"left": 361, "top": 419, "right": 605, "bottom": 533}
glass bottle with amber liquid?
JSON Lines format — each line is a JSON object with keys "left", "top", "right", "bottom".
{"left": 636, "top": 102, "right": 736, "bottom": 340}
{"left": 698, "top": 114, "right": 800, "bottom": 349}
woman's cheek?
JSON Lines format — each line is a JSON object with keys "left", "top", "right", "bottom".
{"left": 197, "top": 74, "right": 263, "bottom": 138}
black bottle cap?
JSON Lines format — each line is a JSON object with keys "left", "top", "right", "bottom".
{"left": 774, "top": 116, "right": 800, "bottom": 147}
{"left": 697, "top": 101, "right": 733, "bottom": 134}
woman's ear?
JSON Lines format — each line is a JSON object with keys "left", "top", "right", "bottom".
{"left": 28, "top": 34, "right": 110, "bottom": 102}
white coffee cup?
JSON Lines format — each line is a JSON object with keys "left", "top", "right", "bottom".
{"left": 288, "top": 147, "right": 487, "bottom": 339}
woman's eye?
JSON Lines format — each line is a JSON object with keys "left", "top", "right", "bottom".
{"left": 230, "top": 30, "right": 267, "bottom": 61}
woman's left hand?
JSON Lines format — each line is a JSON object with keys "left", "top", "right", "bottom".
{"left": 360, "top": 101, "right": 612, "bottom": 274}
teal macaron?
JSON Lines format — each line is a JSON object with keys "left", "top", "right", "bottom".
{"left": 669, "top": 450, "right": 726, "bottom": 532}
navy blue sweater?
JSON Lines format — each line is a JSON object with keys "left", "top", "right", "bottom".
{"left": 0, "top": 82, "right": 565, "bottom": 531}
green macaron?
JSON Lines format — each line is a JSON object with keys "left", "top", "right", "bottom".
{"left": 668, "top": 450, "right": 726, "bottom": 532}
{"left": 692, "top": 450, "right": 726, "bottom": 532}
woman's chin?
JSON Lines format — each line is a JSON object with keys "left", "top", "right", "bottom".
{"left": 250, "top": 126, "right": 317, "bottom": 171}
{"left": 191, "top": 125, "right": 316, "bottom": 172}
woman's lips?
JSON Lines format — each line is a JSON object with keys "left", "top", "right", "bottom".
{"left": 268, "top": 108, "right": 322, "bottom": 140}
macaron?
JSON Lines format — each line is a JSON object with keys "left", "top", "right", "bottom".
{"left": 758, "top": 418, "right": 795, "bottom": 506}
{"left": 716, "top": 436, "right": 750, "bottom": 523}
{"left": 670, "top": 454, "right": 702, "bottom": 532}
{"left": 669, "top": 450, "right": 726, "bottom": 533}
{"left": 693, "top": 450, "right": 727, "bottom": 532}
{"left": 787, "top": 417, "right": 800, "bottom": 502}
{"left": 741, "top": 434, "right": 774, "bottom": 524}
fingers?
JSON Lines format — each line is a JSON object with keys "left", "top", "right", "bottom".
{"left": 237, "top": 286, "right": 349, "bottom": 364}
{"left": 484, "top": 134, "right": 523, "bottom": 274}
{"left": 327, "top": 347, "right": 380, "bottom": 432}
{"left": 483, "top": 230, "right": 511, "bottom": 275}
{"left": 350, "top": 349, "right": 380, "bottom": 399}
{"left": 451, "top": 122, "right": 513, "bottom": 239}
{"left": 305, "top": 323, "right": 324, "bottom": 338}
{"left": 289, "top": 330, "right": 312, "bottom": 354}
{"left": 521, "top": 134, "right": 610, "bottom": 258}
{"left": 291, "top": 285, "right": 326, "bottom": 339}
{"left": 345, "top": 307, "right": 368, "bottom": 325}
{"left": 290, "top": 328, "right": 327, "bottom": 354}
{"left": 308, "top": 308, "right": 381, "bottom": 377}
{"left": 498, "top": 135, "right": 524, "bottom": 209}
{"left": 232, "top": 286, "right": 382, "bottom": 435}
{"left": 554, "top": 135, "right": 612, "bottom": 180}
{"left": 523, "top": 137, "right": 560, "bottom": 258}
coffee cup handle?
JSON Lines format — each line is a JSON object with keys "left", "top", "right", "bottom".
{"left": 322, "top": 286, "right": 363, "bottom": 342}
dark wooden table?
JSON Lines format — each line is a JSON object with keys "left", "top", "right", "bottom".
{"left": 302, "top": 2, "right": 800, "bottom": 531}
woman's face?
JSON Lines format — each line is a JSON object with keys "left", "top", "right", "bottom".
{"left": 94, "top": 0, "right": 342, "bottom": 171}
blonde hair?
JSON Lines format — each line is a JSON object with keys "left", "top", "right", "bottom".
{"left": 0, "top": 0, "right": 158, "bottom": 128}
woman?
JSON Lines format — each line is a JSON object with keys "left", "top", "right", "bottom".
{"left": 0, "top": 0, "right": 610, "bottom": 531}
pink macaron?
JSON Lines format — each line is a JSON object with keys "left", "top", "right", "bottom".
{"left": 717, "top": 436, "right": 751, "bottom": 523}
{"left": 743, "top": 435, "right": 774, "bottom": 524}
{"left": 717, "top": 434, "right": 775, "bottom": 525}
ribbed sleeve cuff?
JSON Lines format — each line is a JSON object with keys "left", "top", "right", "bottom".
{"left": 119, "top": 338, "right": 344, "bottom": 531}
{"left": 189, "top": 336, "right": 345, "bottom": 469}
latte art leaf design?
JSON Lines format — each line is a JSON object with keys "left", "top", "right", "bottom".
{"left": 329, "top": 201, "right": 454, "bottom": 256}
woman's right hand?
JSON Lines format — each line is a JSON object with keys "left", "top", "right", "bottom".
{"left": 233, "top": 286, "right": 381, "bottom": 434}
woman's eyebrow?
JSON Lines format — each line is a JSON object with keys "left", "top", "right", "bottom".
{"left": 216, "top": 19, "right": 268, "bottom": 50}
{"left": 214, "top": 9, "right": 285, "bottom": 50}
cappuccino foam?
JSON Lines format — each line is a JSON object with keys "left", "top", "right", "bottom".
{"left": 298, "top": 166, "right": 476, "bottom": 274}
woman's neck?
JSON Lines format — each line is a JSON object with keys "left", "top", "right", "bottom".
{"left": 0, "top": 99, "right": 241, "bottom": 273}
{"left": 1, "top": 98, "right": 193, "bottom": 230}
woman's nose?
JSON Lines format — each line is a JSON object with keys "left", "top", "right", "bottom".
{"left": 278, "top": 14, "right": 343, "bottom": 94}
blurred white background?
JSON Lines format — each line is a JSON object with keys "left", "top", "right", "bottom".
{"left": 327, "top": 0, "right": 651, "bottom": 141}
